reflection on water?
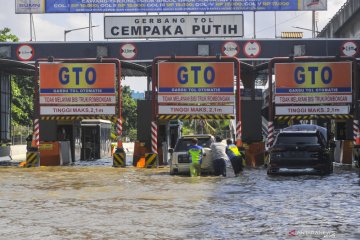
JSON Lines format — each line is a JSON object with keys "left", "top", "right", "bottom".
{"left": 0, "top": 162, "right": 359, "bottom": 239}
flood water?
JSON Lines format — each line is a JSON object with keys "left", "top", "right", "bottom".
{"left": 0, "top": 159, "right": 360, "bottom": 239}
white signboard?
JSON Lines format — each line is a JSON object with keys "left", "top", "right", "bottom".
{"left": 16, "top": 0, "right": 44, "bottom": 14}
{"left": 105, "top": 14, "right": 244, "bottom": 39}
{"left": 40, "top": 96, "right": 116, "bottom": 105}
{"left": 40, "top": 106, "right": 115, "bottom": 115}
{"left": 159, "top": 105, "right": 234, "bottom": 115}
{"left": 275, "top": 105, "right": 350, "bottom": 116}
{"left": 275, "top": 95, "right": 352, "bottom": 105}
{"left": 158, "top": 95, "right": 235, "bottom": 104}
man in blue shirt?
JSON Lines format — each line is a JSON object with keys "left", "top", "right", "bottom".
{"left": 226, "top": 139, "right": 244, "bottom": 176}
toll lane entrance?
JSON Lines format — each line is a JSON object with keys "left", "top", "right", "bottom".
{"left": 26, "top": 58, "right": 123, "bottom": 167}
{"left": 146, "top": 56, "right": 242, "bottom": 169}
{"left": 266, "top": 56, "right": 358, "bottom": 166}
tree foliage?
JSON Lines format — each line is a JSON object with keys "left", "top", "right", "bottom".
{"left": 0, "top": 28, "right": 32, "bottom": 128}
{"left": 11, "top": 76, "right": 34, "bottom": 127}
{"left": 120, "top": 85, "right": 137, "bottom": 138}
{"left": 0, "top": 27, "right": 19, "bottom": 42}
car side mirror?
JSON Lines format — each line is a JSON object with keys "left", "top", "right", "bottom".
{"left": 169, "top": 148, "right": 174, "bottom": 154}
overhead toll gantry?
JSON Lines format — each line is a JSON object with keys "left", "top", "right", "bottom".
{"left": 26, "top": 58, "right": 123, "bottom": 167}
{"left": 146, "top": 56, "right": 241, "bottom": 166}
{"left": 265, "top": 56, "right": 359, "bottom": 165}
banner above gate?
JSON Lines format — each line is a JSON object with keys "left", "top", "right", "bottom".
{"left": 275, "top": 62, "right": 352, "bottom": 105}
{"left": 16, "top": 0, "right": 327, "bottom": 14}
{"left": 105, "top": 15, "right": 243, "bottom": 39}
{"left": 158, "top": 62, "right": 234, "bottom": 105}
{"left": 39, "top": 63, "right": 116, "bottom": 105}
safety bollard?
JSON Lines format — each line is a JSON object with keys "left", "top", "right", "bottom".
{"left": 25, "top": 148, "right": 40, "bottom": 167}
{"left": 144, "top": 153, "right": 158, "bottom": 168}
{"left": 113, "top": 147, "right": 126, "bottom": 168}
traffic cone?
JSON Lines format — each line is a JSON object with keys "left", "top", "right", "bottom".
{"left": 117, "top": 139, "right": 123, "bottom": 148}
{"left": 136, "top": 157, "right": 145, "bottom": 168}
{"left": 114, "top": 138, "right": 125, "bottom": 154}
{"left": 31, "top": 133, "right": 37, "bottom": 148}
{"left": 236, "top": 139, "right": 243, "bottom": 147}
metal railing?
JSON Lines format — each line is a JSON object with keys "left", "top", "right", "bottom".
{"left": 11, "top": 125, "right": 31, "bottom": 145}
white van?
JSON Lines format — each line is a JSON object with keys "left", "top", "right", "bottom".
{"left": 169, "top": 134, "right": 215, "bottom": 175}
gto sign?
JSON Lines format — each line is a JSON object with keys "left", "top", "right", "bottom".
{"left": 105, "top": 14, "right": 243, "bottom": 39}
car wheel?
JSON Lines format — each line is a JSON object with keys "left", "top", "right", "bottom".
{"left": 267, "top": 168, "right": 278, "bottom": 175}
{"left": 330, "top": 161, "right": 334, "bottom": 173}
{"left": 320, "top": 163, "right": 332, "bottom": 175}
{"left": 356, "top": 161, "right": 360, "bottom": 168}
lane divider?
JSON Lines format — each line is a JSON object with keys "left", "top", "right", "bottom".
{"left": 145, "top": 153, "right": 158, "bottom": 168}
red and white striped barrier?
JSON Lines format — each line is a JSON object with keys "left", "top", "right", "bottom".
{"left": 354, "top": 120, "right": 359, "bottom": 145}
{"left": 151, "top": 121, "right": 158, "bottom": 154}
{"left": 117, "top": 118, "right": 122, "bottom": 136}
{"left": 116, "top": 118, "right": 123, "bottom": 148}
{"left": 236, "top": 121, "right": 242, "bottom": 146}
{"left": 267, "top": 121, "right": 274, "bottom": 148}
{"left": 34, "top": 118, "right": 39, "bottom": 148}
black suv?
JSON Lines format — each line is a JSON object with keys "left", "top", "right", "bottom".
{"left": 267, "top": 128, "right": 333, "bottom": 175}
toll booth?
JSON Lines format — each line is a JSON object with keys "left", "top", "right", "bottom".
{"left": 39, "top": 120, "right": 81, "bottom": 165}
{"left": 80, "top": 120, "right": 112, "bottom": 160}
{"left": 168, "top": 120, "right": 182, "bottom": 149}
{"left": 265, "top": 57, "right": 357, "bottom": 166}
{"left": 162, "top": 120, "right": 182, "bottom": 164}
{"left": 136, "top": 99, "right": 179, "bottom": 165}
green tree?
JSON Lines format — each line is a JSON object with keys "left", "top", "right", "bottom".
{"left": 120, "top": 85, "right": 137, "bottom": 138}
{"left": 0, "top": 27, "right": 19, "bottom": 42}
{"left": 11, "top": 76, "right": 33, "bottom": 127}
{"left": 0, "top": 28, "right": 33, "bottom": 128}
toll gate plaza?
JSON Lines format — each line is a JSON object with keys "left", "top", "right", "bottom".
{"left": 0, "top": 38, "right": 359, "bottom": 168}
{"left": 2, "top": 1, "right": 360, "bottom": 238}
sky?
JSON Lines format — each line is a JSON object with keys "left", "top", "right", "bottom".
{"left": 0, "top": 0, "right": 349, "bottom": 91}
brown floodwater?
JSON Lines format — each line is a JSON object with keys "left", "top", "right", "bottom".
{"left": 0, "top": 158, "right": 360, "bottom": 239}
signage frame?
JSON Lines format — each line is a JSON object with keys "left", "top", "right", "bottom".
{"left": 104, "top": 14, "right": 244, "bottom": 39}
{"left": 16, "top": 0, "right": 328, "bottom": 14}
{"left": 39, "top": 62, "right": 116, "bottom": 106}
{"left": 158, "top": 105, "right": 234, "bottom": 115}
{"left": 274, "top": 62, "right": 353, "bottom": 105}
{"left": 158, "top": 61, "right": 234, "bottom": 94}
{"left": 275, "top": 105, "right": 350, "bottom": 116}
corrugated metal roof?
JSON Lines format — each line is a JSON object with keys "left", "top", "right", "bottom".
{"left": 0, "top": 58, "right": 35, "bottom": 75}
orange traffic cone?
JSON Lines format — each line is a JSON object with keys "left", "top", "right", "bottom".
{"left": 136, "top": 157, "right": 145, "bottom": 168}
{"left": 117, "top": 139, "right": 123, "bottom": 148}
{"left": 236, "top": 139, "right": 243, "bottom": 147}
{"left": 356, "top": 136, "right": 360, "bottom": 145}
{"left": 31, "top": 137, "right": 37, "bottom": 148}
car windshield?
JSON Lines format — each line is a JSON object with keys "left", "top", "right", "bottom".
{"left": 275, "top": 133, "right": 319, "bottom": 145}
{"left": 174, "top": 137, "right": 212, "bottom": 151}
